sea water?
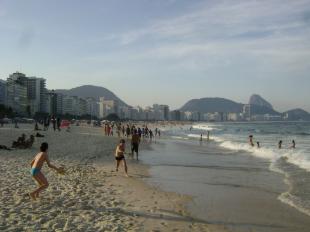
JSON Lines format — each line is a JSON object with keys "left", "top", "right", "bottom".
{"left": 142, "top": 122, "right": 310, "bottom": 231}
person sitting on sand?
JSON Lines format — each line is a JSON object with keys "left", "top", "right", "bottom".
{"left": 29, "top": 142, "right": 63, "bottom": 200}
{"left": 115, "top": 139, "right": 128, "bottom": 177}
{"left": 12, "top": 134, "right": 26, "bottom": 148}
{"left": 0, "top": 144, "right": 11, "bottom": 150}
{"left": 24, "top": 135, "right": 35, "bottom": 149}
{"left": 35, "top": 132, "right": 45, "bottom": 138}
{"left": 131, "top": 130, "right": 140, "bottom": 160}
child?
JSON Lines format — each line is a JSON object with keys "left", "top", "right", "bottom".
{"left": 29, "top": 142, "right": 63, "bottom": 200}
{"left": 115, "top": 139, "right": 128, "bottom": 177}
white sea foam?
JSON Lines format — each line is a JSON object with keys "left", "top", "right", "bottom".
{"left": 192, "top": 124, "right": 220, "bottom": 131}
{"left": 278, "top": 192, "right": 310, "bottom": 217}
{"left": 214, "top": 137, "right": 310, "bottom": 172}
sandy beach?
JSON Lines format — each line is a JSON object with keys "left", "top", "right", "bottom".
{"left": 0, "top": 124, "right": 222, "bottom": 232}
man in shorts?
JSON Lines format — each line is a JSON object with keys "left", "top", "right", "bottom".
{"left": 131, "top": 130, "right": 140, "bottom": 160}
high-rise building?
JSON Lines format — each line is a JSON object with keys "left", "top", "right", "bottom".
{"left": 27, "top": 77, "right": 47, "bottom": 114}
{"left": 243, "top": 104, "right": 251, "bottom": 121}
{"left": 46, "top": 90, "right": 63, "bottom": 116}
{"left": 0, "top": 80, "right": 7, "bottom": 106}
{"left": 6, "top": 72, "right": 28, "bottom": 115}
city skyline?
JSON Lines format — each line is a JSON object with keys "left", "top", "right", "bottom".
{"left": 0, "top": 0, "right": 310, "bottom": 111}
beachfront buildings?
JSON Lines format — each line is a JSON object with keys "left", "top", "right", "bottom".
{"left": 3, "top": 72, "right": 48, "bottom": 116}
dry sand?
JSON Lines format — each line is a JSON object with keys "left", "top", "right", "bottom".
{"left": 0, "top": 124, "right": 224, "bottom": 232}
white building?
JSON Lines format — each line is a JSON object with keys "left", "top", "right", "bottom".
{"left": 6, "top": 72, "right": 28, "bottom": 115}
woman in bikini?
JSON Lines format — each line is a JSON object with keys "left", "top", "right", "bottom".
{"left": 115, "top": 139, "right": 128, "bottom": 177}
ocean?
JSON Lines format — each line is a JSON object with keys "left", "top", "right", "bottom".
{"left": 141, "top": 122, "right": 310, "bottom": 232}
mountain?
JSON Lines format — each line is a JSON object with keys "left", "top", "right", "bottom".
{"left": 179, "top": 97, "right": 243, "bottom": 113}
{"left": 55, "top": 85, "right": 128, "bottom": 106}
{"left": 249, "top": 94, "right": 273, "bottom": 109}
{"left": 283, "top": 109, "right": 310, "bottom": 121}
{"left": 250, "top": 105, "right": 280, "bottom": 115}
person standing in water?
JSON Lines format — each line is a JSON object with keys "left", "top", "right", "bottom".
{"left": 278, "top": 140, "right": 283, "bottom": 149}
{"left": 114, "top": 139, "right": 128, "bottom": 177}
{"left": 249, "top": 135, "right": 254, "bottom": 147}
{"left": 200, "top": 134, "right": 203, "bottom": 142}
{"left": 257, "top": 142, "right": 260, "bottom": 148}
{"left": 290, "top": 140, "right": 296, "bottom": 149}
{"left": 29, "top": 143, "right": 63, "bottom": 200}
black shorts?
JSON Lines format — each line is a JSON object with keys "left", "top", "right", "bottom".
{"left": 115, "top": 155, "right": 125, "bottom": 161}
{"left": 131, "top": 143, "right": 139, "bottom": 153}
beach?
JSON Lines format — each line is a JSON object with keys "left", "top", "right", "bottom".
{"left": 0, "top": 124, "right": 222, "bottom": 232}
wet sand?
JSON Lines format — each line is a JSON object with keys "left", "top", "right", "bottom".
{"left": 141, "top": 139, "right": 310, "bottom": 232}
{"left": 0, "top": 124, "right": 222, "bottom": 231}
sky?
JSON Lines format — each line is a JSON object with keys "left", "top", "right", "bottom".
{"left": 0, "top": 0, "right": 310, "bottom": 111}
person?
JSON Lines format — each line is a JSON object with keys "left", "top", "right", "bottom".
{"left": 131, "top": 130, "right": 140, "bottom": 160}
{"left": 114, "top": 139, "right": 128, "bottom": 177}
{"left": 29, "top": 142, "right": 63, "bottom": 200}
{"left": 34, "top": 122, "right": 40, "bottom": 131}
{"left": 57, "top": 117, "right": 61, "bottom": 131}
{"left": 0, "top": 145, "right": 11, "bottom": 150}
{"left": 200, "top": 134, "right": 203, "bottom": 142}
{"left": 290, "top": 140, "right": 296, "bottom": 149}
{"left": 257, "top": 142, "right": 260, "bottom": 148}
{"left": 14, "top": 119, "right": 19, "bottom": 129}
{"left": 278, "top": 140, "right": 282, "bottom": 149}
{"left": 12, "top": 134, "right": 26, "bottom": 148}
{"left": 158, "top": 129, "right": 161, "bottom": 138}
{"left": 207, "top": 131, "right": 210, "bottom": 141}
{"left": 249, "top": 135, "right": 254, "bottom": 147}
{"left": 35, "top": 132, "right": 45, "bottom": 138}
{"left": 126, "top": 126, "right": 131, "bottom": 138}
{"left": 51, "top": 116, "right": 56, "bottom": 131}
{"left": 24, "top": 135, "right": 35, "bottom": 149}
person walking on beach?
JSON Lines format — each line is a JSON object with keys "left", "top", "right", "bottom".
{"left": 131, "top": 130, "right": 140, "bottom": 160}
{"left": 29, "top": 142, "right": 63, "bottom": 200}
{"left": 57, "top": 117, "right": 61, "bottom": 131}
{"left": 51, "top": 116, "right": 56, "bottom": 131}
{"left": 114, "top": 139, "right": 128, "bottom": 177}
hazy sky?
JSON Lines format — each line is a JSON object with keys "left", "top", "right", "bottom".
{"left": 0, "top": 0, "right": 310, "bottom": 111}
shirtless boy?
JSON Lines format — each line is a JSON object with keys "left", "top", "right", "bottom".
{"left": 29, "top": 142, "right": 62, "bottom": 200}
{"left": 115, "top": 139, "right": 128, "bottom": 177}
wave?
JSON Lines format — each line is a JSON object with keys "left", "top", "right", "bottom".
{"left": 278, "top": 192, "right": 310, "bottom": 217}
{"left": 213, "top": 136, "right": 310, "bottom": 172}
{"left": 192, "top": 124, "right": 220, "bottom": 131}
